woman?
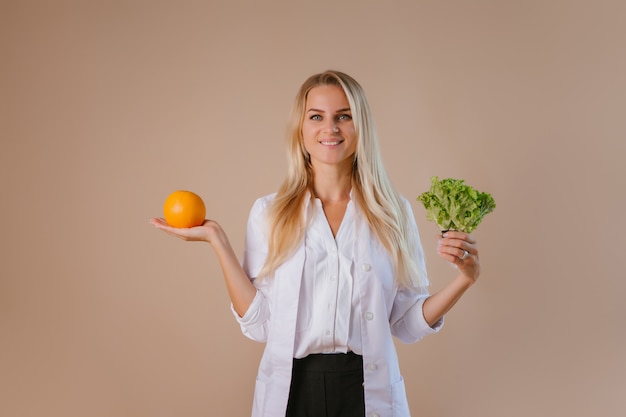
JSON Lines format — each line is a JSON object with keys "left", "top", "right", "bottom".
{"left": 150, "top": 70, "right": 480, "bottom": 417}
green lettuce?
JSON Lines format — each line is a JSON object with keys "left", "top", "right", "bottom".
{"left": 417, "top": 176, "right": 496, "bottom": 233}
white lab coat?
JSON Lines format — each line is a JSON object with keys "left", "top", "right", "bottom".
{"left": 235, "top": 194, "right": 443, "bottom": 417}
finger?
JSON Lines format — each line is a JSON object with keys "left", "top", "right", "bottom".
{"left": 151, "top": 217, "right": 193, "bottom": 231}
{"left": 440, "top": 246, "right": 464, "bottom": 259}
{"left": 437, "top": 251, "right": 468, "bottom": 270}
{"left": 438, "top": 238, "right": 476, "bottom": 259}
{"left": 150, "top": 217, "right": 167, "bottom": 228}
{"left": 458, "top": 248, "right": 468, "bottom": 260}
{"left": 441, "top": 230, "right": 476, "bottom": 244}
{"left": 437, "top": 236, "right": 469, "bottom": 252}
{"left": 439, "top": 238, "right": 477, "bottom": 258}
{"left": 150, "top": 218, "right": 188, "bottom": 236}
{"left": 437, "top": 250, "right": 458, "bottom": 264}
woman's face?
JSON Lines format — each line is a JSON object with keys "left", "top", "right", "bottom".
{"left": 301, "top": 84, "right": 357, "bottom": 170}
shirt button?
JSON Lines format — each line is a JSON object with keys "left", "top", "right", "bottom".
{"left": 364, "top": 312, "right": 374, "bottom": 321}
{"left": 367, "top": 363, "right": 377, "bottom": 371}
{"left": 369, "top": 413, "right": 380, "bottom": 417}
{"left": 326, "top": 330, "right": 331, "bottom": 336}
{"left": 362, "top": 263, "right": 371, "bottom": 272}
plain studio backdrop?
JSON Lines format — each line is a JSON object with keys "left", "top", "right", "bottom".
{"left": 1, "top": 1, "right": 624, "bottom": 416}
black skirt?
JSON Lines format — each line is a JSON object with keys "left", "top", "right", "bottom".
{"left": 285, "top": 352, "right": 366, "bottom": 417}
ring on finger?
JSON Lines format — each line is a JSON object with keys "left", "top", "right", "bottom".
{"left": 460, "top": 250, "right": 469, "bottom": 260}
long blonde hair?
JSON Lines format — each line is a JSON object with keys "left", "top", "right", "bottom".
{"left": 259, "top": 70, "right": 426, "bottom": 289}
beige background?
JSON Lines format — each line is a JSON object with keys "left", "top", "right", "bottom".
{"left": 2, "top": 0, "right": 625, "bottom": 416}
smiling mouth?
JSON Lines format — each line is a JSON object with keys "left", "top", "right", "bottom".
{"left": 319, "top": 139, "right": 343, "bottom": 146}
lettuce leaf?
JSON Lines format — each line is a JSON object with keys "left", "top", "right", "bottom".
{"left": 417, "top": 176, "right": 496, "bottom": 233}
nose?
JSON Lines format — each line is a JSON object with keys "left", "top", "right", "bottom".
{"left": 325, "top": 119, "right": 339, "bottom": 133}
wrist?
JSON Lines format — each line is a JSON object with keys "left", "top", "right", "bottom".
{"left": 207, "top": 223, "right": 230, "bottom": 249}
{"left": 455, "top": 273, "right": 476, "bottom": 289}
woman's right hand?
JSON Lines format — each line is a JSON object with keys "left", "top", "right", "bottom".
{"left": 149, "top": 217, "right": 225, "bottom": 245}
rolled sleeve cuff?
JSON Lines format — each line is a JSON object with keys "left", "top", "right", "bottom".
{"left": 416, "top": 296, "right": 444, "bottom": 334}
{"left": 231, "top": 290, "right": 264, "bottom": 327}
{"left": 394, "top": 297, "right": 444, "bottom": 343}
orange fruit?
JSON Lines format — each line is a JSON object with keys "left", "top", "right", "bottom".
{"left": 163, "top": 190, "right": 206, "bottom": 228}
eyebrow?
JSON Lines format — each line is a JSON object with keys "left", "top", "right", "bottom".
{"left": 306, "top": 107, "right": 352, "bottom": 113}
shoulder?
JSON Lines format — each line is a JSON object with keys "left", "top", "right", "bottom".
{"left": 250, "top": 192, "right": 277, "bottom": 213}
{"left": 250, "top": 193, "right": 276, "bottom": 218}
{"left": 395, "top": 194, "right": 420, "bottom": 232}
{"left": 396, "top": 194, "right": 415, "bottom": 215}
{"left": 398, "top": 194, "right": 410, "bottom": 206}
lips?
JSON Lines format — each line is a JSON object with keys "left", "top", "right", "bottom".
{"left": 319, "top": 138, "right": 344, "bottom": 146}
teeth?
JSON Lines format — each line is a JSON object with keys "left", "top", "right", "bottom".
{"left": 321, "top": 141, "right": 341, "bottom": 145}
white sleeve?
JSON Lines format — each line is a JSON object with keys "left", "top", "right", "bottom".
{"left": 389, "top": 197, "right": 444, "bottom": 343}
{"left": 231, "top": 195, "right": 274, "bottom": 342}
{"left": 390, "top": 286, "right": 443, "bottom": 344}
{"left": 242, "top": 196, "right": 272, "bottom": 279}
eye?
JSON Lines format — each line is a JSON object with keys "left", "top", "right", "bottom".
{"left": 337, "top": 114, "right": 352, "bottom": 121}
{"left": 310, "top": 114, "right": 322, "bottom": 121}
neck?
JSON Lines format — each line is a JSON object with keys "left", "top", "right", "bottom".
{"left": 311, "top": 164, "right": 353, "bottom": 203}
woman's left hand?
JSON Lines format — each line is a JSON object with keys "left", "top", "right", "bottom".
{"left": 437, "top": 230, "right": 480, "bottom": 284}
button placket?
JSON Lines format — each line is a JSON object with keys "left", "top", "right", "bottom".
{"left": 323, "top": 244, "right": 339, "bottom": 348}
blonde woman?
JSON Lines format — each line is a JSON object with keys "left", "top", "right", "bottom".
{"left": 151, "top": 70, "right": 480, "bottom": 417}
